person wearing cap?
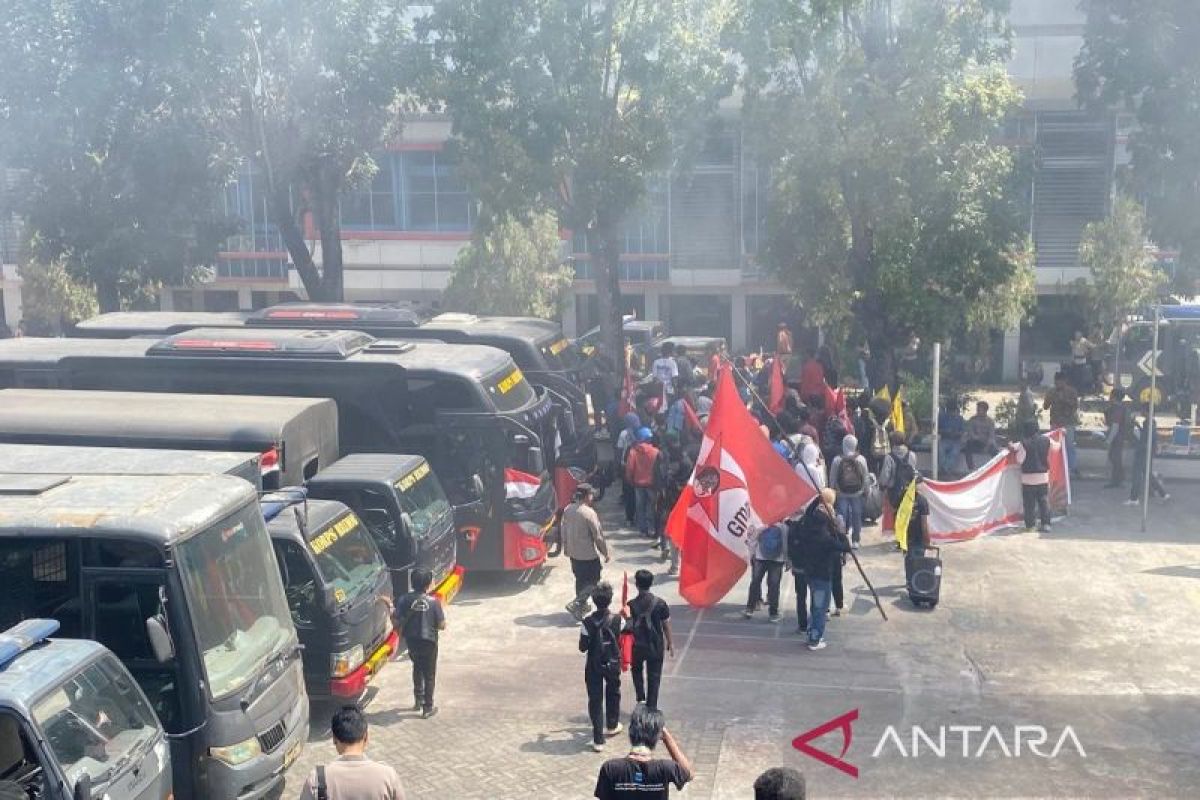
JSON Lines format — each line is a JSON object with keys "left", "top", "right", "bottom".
{"left": 787, "top": 488, "right": 850, "bottom": 650}
{"left": 625, "top": 427, "right": 664, "bottom": 539}
{"left": 563, "top": 483, "right": 611, "bottom": 621}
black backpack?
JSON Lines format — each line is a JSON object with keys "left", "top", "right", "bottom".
{"left": 889, "top": 457, "right": 916, "bottom": 507}
{"left": 632, "top": 600, "right": 664, "bottom": 659}
{"left": 592, "top": 613, "right": 623, "bottom": 679}
{"left": 836, "top": 457, "right": 866, "bottom": 494}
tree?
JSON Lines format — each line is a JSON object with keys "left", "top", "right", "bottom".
{"left": 1077, "top": 196, "right": 1165, "bottom": 332}
{"left": 443, "top": 213, "right": 574, "bottom": 318}
{"left": 1075, "top": 1, "right": 1200, "bottom": 288}
{"left": 732, "top": 0, "right": 1034, "bottom": 387}
{"left": 0, "top": 1, "right": 232, "bottom": 310}
{"left": 208, "top": 0, "right": 414, "bottom": 301}
{"left": 419, "top": 0, "right": 734, "bottom": 363}
{"left": 18, "top": 258, "right": 99, "bottom": 336}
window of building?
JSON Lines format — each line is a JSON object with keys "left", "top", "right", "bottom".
{"left": 339, "top": 151, "right": 475, "bottom": 233}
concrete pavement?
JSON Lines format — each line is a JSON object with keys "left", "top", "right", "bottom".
{"left": 281, "top": 478, "right": 1200, "bottom": 799}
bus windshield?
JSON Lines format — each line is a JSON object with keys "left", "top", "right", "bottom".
{"left": 484, "top": 365, "right": 537, "bottom": 412}
{"left": 309, "top": 513, "right": 387, "bottom": 604}
{"left": 34, "top": 653, "right": 160, "bottom": 792}
{"left": 395, "top": 463, "right": 453, "bottom": 539}
{"left": 175, "top": 504, "right": 295, "bottom": 700}
{"left": 539, "top": 334, "right": 583, "bottom": 371}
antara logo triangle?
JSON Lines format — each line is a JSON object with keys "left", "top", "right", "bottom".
{"left": 791, "top": 709, "right": 859, "bottom": 778}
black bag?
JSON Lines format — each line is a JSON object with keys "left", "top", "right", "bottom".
{"left": 835, "top": 457, "right": 866, "bottom": 494}
{"left": 862, "top": 475, "right": 883, "bottom": 522}
{"left": 594, "top": 614, "right": 623, "bottom": 679}
{"left": 905, "top": 546, "right": 941, "bottom": 608}
{"left": 632, "top": 601, "right": 664, "bottom": 659}
{"left": 316, "top": 766, "right": 328, "bottom": 800}
{"left": 888, "top": 456, "right": 916, "bottom": 507}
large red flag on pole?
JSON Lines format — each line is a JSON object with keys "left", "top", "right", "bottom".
{"left": 666, "top": 365, "right": 815, "bottom": 607}
{"left": 768, "top": 357, "right": 786, "bottom": 415}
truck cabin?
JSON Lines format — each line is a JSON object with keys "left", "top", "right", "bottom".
{"left": 306, "top": 453, "right": 458, "bottom": 596}
{"left": 259, "top": 495, "right": 397, "bottom": 700}
{"left": 0, "top": 619, "right": 169, "bottom": 800}
{"left": 0, "top": 473, "right": 306, "bottom": 800}
{"left": 0, "top": 388, "right": 337, "bottom": 490}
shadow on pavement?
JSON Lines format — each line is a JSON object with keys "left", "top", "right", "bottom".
{"left": 518, "top": 728, "right": 596, "bottom": 758}
{"left": 514, "top": 611, "right": 580, "bottom": 628}
{"left": 456, "top": 570, "right": 552, "bottom": 604}
{"left": 1143, "top": 563, "right": 1200, "bottom": 580}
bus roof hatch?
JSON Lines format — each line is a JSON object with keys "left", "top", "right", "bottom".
{"left": 148, "top": 327, "right": 375, "bottom": 359}
{"left": 250, "top": 303, "right": 424, "bottom": 328}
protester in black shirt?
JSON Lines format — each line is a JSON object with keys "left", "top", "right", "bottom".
{"left": 594, "top": 704, "right": 693, "bottom": 800}
{"left": 388, "top": 568, "right": 445, "bottom": 719}
{"left": 628, "top": 570, "right": 674, "bottom": 711}
{"left": 579, "top": 582, "right": 628, "bottom": 751}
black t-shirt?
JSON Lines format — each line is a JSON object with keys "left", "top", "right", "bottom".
{"left": 627, "top": 592, "right": 670, "bottom": 657}
{"left": 595, "top": 757, "right": 690, "bottom": 799}
{"left": 394, "top": 592, "right": 444, "bottom": 643}
{"left": 907, "top": 494, "right": 930, "bottom": 553}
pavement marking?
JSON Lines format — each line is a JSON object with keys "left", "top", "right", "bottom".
{"left": 671, "top": 606, "right": 704, "bottom": 677}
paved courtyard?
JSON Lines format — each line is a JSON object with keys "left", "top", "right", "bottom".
{"left": 282, "top": 475, "right": 1200, "bottom": 799}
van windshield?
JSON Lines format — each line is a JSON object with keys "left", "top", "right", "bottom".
{"left": 309, "top": 513, "right": 387, "bottom": 604}
{"left": 483, "top": 364, "right": 537, "bottom": 412}
{"left": 395, "top": 462, "right": 453, "bottom": 539}
{"left": 175, "top": 504, "right": 295, "bottom": 700}
{"left": 34, "top": 653, "right": 160, "bottom": 792}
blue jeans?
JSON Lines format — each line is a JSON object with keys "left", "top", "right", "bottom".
{"left": 836, "top": 495, "right": 864, "bottom": 544}
{"left": 1063, "top": 426, "right": 1077, "bottom": 472}
{"left": 635, "top": 487, "right": 657, "bottom": 535}
{"left": 807, "top": 577, "right": 832, "bottom": 644}
{"left": 939, "top": 438, "right": 962, "bottom": 475}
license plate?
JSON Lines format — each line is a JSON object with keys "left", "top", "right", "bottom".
{"left": 283, "top": 741, "right": 301, "bottom": 770}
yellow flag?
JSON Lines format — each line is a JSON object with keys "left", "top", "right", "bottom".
{"left": 875, "top": 385, "right": 891, "bottom": 403}
{"left": 891, "top": 387, "right": 906, "bottom": 435}
{"left": 893, "top": 479, "right": 918, "bottom": 552}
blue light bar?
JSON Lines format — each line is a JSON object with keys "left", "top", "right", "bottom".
{"left": 0, "top": 619, "right": 60, "bottom": 669}
{"left": 259, "top": 487, "right": 307, "bottom": 522}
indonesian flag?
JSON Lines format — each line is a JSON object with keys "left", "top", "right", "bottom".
{"left": 617, "top": 367, "right": 637, "bottom": 417}
{"left": 666, "top": 366, "right": 815, "bottom": 607}
{"left": 768, "top": 357, "right": 786, "bottom": 415}
{"left": 504, "top": 468, "right": 541, "bottom": 500}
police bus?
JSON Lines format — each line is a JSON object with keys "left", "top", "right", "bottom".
{"left": 76, "top": 305, "right": 599, "bottom": 505}
{"left": 0, "top": 330, "right": 556, "bottom": 573}
{"left": 0, "top": 473, "right": 307, "bottom": 800}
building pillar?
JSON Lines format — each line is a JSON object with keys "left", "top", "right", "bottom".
{"left": 237, "top": 287, "right": 253, "bottom": 310}
{"left": 159, "top": 290, "right": 174, "bottom": 311}
{"left": 731, "top": 291, "right": 747, "bottom": 352}
{"left": 1002, "top": 325, "right": 1021, "bottom": 383}
{"left": 562, "top": 291, "right": 578, "bottom": 336}
{"left": 644, "top": 290, "right": 660, "bottom": 321}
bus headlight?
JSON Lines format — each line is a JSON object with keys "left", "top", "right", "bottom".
{"left": 210, "top": 736, "right": 262, "bottom": 766}
{"left": 330, "top": 644, "right": 365, "bottom": 678}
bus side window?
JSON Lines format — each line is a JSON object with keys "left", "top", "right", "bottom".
{"left": 0, "top": 539, "right": 81, "bottom": 637}
{"left": 0, "top": 714, "right": 45, "bottom": 795}
{"left": 274, "top": 543, "right": 317, "bottom": 627}
{"left": 92, "top": 583, "right": 161, "bottom": 662}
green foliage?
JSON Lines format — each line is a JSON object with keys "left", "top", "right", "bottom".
{"left": 18, "top": 259, "right": 99, "bottom": 336}
{"left": 732, "top": 0, "right": 1034, "bottom": 384}
{"left": 418, "top": 0, "right": 735, "bottom": 359}
{"left": 443, "top": 213, "right": 574, "bottom": 319}
{"left": 1075, "top": 1, "right": 1200, "bottom": 284}
{"left": 0, "top": 0, "right": 232, "bottom": 310}
{"left": 207, "top": 0, "right": 414, "bottom": 301}
{"left": 1076, "top": 196, "right": 1166, "bottom": 332}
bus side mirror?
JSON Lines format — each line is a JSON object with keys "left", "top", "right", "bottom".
{"left": 528, "top": 446, "right": 545, "bottom": 475}
{"left": 145, "top": 616, "right": 174, "bottom": 664}
{"left": 73, "top": 774, "right": 93, "bottom": 800}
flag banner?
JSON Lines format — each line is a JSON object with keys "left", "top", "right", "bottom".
{"left": 768, "top": 357, "right": 786, "bottom": 414}
{"left": 617, "top": 367, "right": 637, "bottom": 417}
{"left": 504, "top": 468, "right": 541, "bottom": 500}
{"left": 893, "top": 479, "right": 918, "bottom": 551}
{"left": 919, "top": 430, "right": 1071, "bottom": 543}
{"left": 891, "top": 388, "right": 906, "bottom": 435}
{"left": 666, "top": 365, "right": 815, "bottom": 607}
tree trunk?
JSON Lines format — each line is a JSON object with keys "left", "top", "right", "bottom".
{"left": 311, "top": 170, "right": 345, "bottom": 302}
{"left": 268, "top": 185, "right": 330, "bottom": 302}
{"left": 96, "top": 278, "right": 120, "bottom": 313}
{"left": 592, "top": 211, "right": 624, "bottom": 375}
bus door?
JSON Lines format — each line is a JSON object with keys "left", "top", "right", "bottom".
{"left": 434, "top": 411, "right": 507, "bottom": 570}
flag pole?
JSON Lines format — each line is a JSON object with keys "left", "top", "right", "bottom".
{"left": 721, "top": 354, "right": 889, "bottom": 622}
{"left": 1141, "top": 305, "right": 1160, "bottom": 533}
{"left": 931, "top": 343, "right": 941, "bottom": 480}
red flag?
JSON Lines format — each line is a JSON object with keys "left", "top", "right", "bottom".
{"left": 617, "top": 368, "right": 636, "bottom": 417}
{"left": 682, "top": 399, "right": 704, "bottom": 434}
{"left": 832, "top": 387, "right": 853, "bottom": 432}
{"left": 666, "top": 365, "right": 816, "bottom": 607}
{"left": 619, "top": 572, "right": 634, "bottom": 671}
{"left": 768, "top": 357, "right": 786, "bottom": 415}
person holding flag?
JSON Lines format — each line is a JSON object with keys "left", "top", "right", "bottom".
{"left": 787, "top": 488, "right": 851, "bottom": 650}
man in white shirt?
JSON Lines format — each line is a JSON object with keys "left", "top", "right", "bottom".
{"left": 651, "top": 342, "right": 680, "bottom": 406}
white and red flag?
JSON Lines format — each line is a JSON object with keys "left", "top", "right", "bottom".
{"left": 666, "top": 365, "right": 815, "bottom": 607}
{"left": 617, "top": 367, "right": 637, "bottom": 417}
{"left": 504, "top": 468, "right": 541, "bottom": 500}
{"left": 768, "top": 356, "right": 786, "bottom": 415}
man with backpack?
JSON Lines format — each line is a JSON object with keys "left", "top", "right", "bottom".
{"left": 625, "top": 427, "right": 663, "bottom": 538}
{"left": 821, "top": 407, "right": 848, "bottom": 469}
{"left": 879, "top": 431, "right": 918, "bottom": 544}
{"left": 743, "top": 522, "right": 787, "bottom": 622}
{"left": 1008, "top": 420, "right": 1052, "bottom": 532}
{"left": 628, "top": 570, "right": 674, "bottom": 711}
{"left": 579, "top": 582, "right": 628, "bottom": 752}
{"left": 388, "top": 568, "right": 446, "bottom": 719}
{"left": 829, "top": 435, "right": 869, "bottom": 549}
{"left": 788, "top": 489, "right": 851, "bottom": 650}
{"left": 855, "top": 396, "right": 888, "bottom": 475}
{"left": 298, "top": 706, "right": 406, "bottom": 800}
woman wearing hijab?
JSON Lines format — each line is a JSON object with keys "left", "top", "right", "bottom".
{"left": 793, "top": 436, "right": 826, "bottom": 493}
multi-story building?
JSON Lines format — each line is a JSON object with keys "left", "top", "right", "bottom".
{"left": 2, "top": 0, "right": 1122, "bottom": 380}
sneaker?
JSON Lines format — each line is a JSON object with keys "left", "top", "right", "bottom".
{"left": 667, "top": 568, "right": 679, "bottom": 577}
{"left": 768, "top": 614, "right": 782, "bottom": 624}
{"left": 832, "top": 608, "right": 842, "bottom": 617}
{"left": 1038, "top": 525, "right": 1051, "bottom": 533}
{"left": 591, "top": 742, "right": 605, "bottom": 753}
{"left": 422, "top": 706, "right": 439, "bottom": 719}
{"left": 412, "top": 701, "right": 423, "bottom": 712}
{"left": 851, "top": 541, "right": 860, "bottom": 550}
{"left": 1123, "top": 499, "right": 1139, "bottom": 506}
{"left": 604, "top": 723, "right": 623, "bottom": 736}
{"left": 1162, "top": 494, "right": 1171, "bottom": 501}
{"left": 742, "top": 609, "right": 754, "bottom": 619}
{"left": 808, "top": 640, "right": 827, "bottom": 651}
